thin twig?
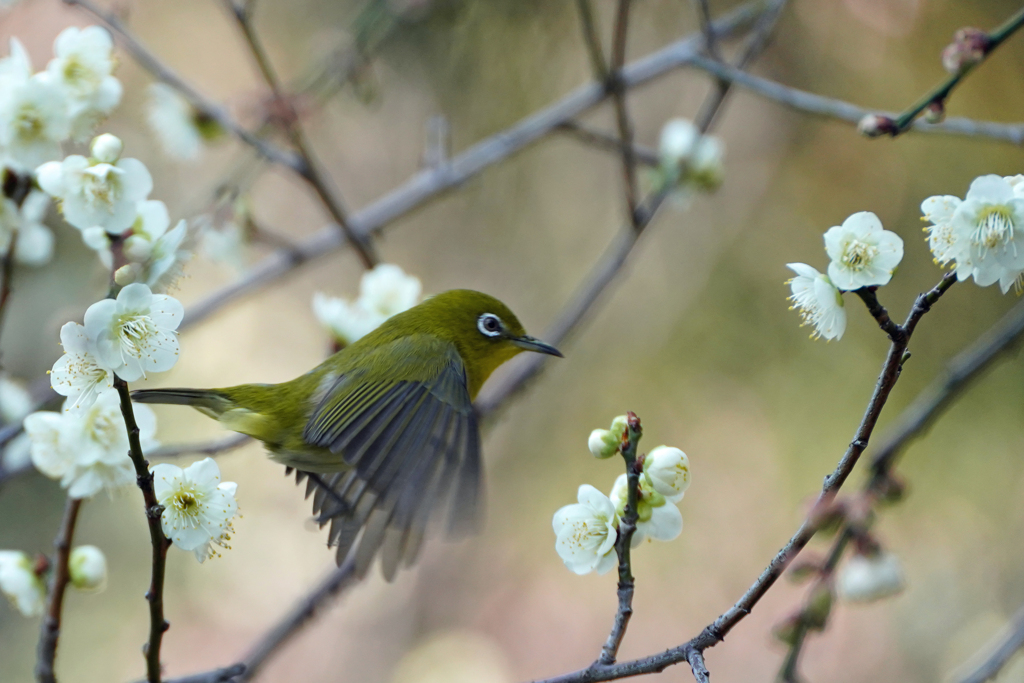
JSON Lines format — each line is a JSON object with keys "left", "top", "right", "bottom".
{"left": 557, "top": 122, "right": 659, "bottom": 166}
{"left": 609, "top": 0, "right": 640, "bottom": 225}
{"left": 596, "top": 414, "right": 642, "bottom": 665}
{"left": 685, "top": 54, "right": 1024, "bottom": 144}
{"left": 61, "top": 0, "right": 303, "bottom": 173}
{"left": 34, "top": 497, "right": 83, "bottom": 683}
{"left": 530, "top": 275, "right": 957, "bottom": 683}
{"left": 0, "top": 228, "right": 18, "bottom": 364}
{"left": 223, "top": 0, "right": 379, "bottom": 269}
{"left": 115, "top": 379, "right": 171, "bottom": 683}
{"left": 957, "top": 603, "right": 1024, "bottom": 683}
{"left": 575, "top": 0, "right": 608, "bottom": 81}
{"left": 149, "top": 434, "right": 252, "bottom": 460}
{"left": 889, "top": 6, "right": 1024, "bottom": 134}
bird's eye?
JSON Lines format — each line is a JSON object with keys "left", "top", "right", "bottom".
{"left": 477, "top": 313, "right": 503, "bottom": 338}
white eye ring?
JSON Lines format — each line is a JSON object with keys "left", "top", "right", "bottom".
{"left": 478, "top": 313, "right": 502, "bottom": 337}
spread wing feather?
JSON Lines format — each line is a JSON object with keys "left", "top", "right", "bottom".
{"left": 297, "top": 340, "right": 481, "bottom": 579}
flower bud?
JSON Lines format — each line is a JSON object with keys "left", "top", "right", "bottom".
{"left": 123, "top": 234, "right": 154, "bottom": 263}
{"left": 69, "top": 545, "right": 107, "bottom": 592}
{"left": 643, "top": 446, "right": 690, "bottom": 502}
{"left": 942, "top": 27, "right": 988, "bottom": 74}
{"left": 837, "top": 551, "right": 905, "bottom": 603}
{"left": 588, "top": 429, "right": 618, "bottom": 458}
{"left": 609, "top": 415, "right": 628, "bottom": 435}
{"left": 857, "top": 114, "right": 897, "bottom": 138}
{"left": 0, "top": 550, "right": 45, "bottom": 616}
{"left": 923, "top": 101, "right": 945, "bottom": 124}
{"left": 90, "top": 134, "right": 123, "bottom": 164}
{"left": 114, "top": 264, "right": 140, "bottom": 286}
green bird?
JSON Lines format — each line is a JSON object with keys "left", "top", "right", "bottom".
{"left": 132, "top": 290, "right": 561, "bottom": 579}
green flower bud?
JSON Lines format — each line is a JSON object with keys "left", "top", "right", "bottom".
{"left": 68, "top": 546, "right": 107, "bottom": 592}
{"left": 804, "top": 581, "right": 834, "bottom": 630}
{"left": 588, "top": 429, "right": 618, "bottom": 459}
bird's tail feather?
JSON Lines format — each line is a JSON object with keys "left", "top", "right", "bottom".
{"left": 130, "top": 388, "right": 234, "bottom": 416}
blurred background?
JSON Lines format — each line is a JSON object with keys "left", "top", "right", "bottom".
{"left": 2, "top": 0, "right": 1024, "bottom": 681}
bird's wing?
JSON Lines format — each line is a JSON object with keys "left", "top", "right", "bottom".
{"left": 299, "top": 337, "right": 481, "bottom": 579}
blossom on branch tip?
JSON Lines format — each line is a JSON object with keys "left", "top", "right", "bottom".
{"left": 0, "top": 41, "right": 70, "bottom": 170}
{"left": 36, "top": 137, "right": 152, "bottom": 234}
{"left": 552, "top": 484, "right": 618, "bottom": 575}
{"left": 49, "top": 321, "right": 114, "bottom": 412}
{"left": 823, "top": 211, "right": 904, "bottom": 289}
{"left": 658, "top": 118, "right": 724, "bottom": 195}
{"left": 68, "top": 545, "right": 106, "bottom": 591}
{"left": 923, "top": 175, "right": 1024, "bottom": 292}
{"left": 0, "top": 550, "right": 45, "bottom": 617}
{"left": 837, "top": 551, "right": 905, "bottom": 603}
{"left": 643, "top": 445, "right": 690, "bottom": 502}
{"left": 786, "top": 263, "right": 846, "bottom": 341}
{"left": 152, "top": 458, "right": 239, "bottom": 563}
{"left": 314, "top": 263, "right": 422, "bottom": 346}
{"left": 83, "top": 283, "right": 183, "bottom": 382}
{"left": 146, "top": 83, "right": 222, "bottom": 160}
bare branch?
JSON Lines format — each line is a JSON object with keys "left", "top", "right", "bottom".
{"left": 575, "top": 0, "right": 608, "bottom": 81}
{"left": 557, "top": 122, "right": 659, "bottom": 166}
{"left": 957, "top": 603, "right": 1024, "bottom": 683}
{"left": 149, "top": 434, "right": 252, "bottom": 460}
{"left": 35, "top": 497, "right": 83, "bottom": 683}
{"left": 685, "top": 54, "right": 1024, "bottom": 144}
{"left": 61, "top": 0, "right": 303, "bottom": 172}
{"left": 222, "top": 0, "right": 379, "bottom": 269}
{"left": 609, "top": 0, "right": 640, "bottom": 224}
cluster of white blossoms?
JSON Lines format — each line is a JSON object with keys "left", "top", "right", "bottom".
{"left": 313, "top": 263, "right": 422, "bottom": 346}
{"left": 0, "top": 545, "right": 108, "bottom": 618}
{"left": 152, "top": 458, "right": 239, "bottom": 563}
{"left": 0, "top": 28, "right": 121, "bottom": 171}
{"left": 658, "top": 118, "right": 724, "bottom": 199}
{"left": 24, "top": 283, "right": 182, "bottom": 497}
{"left": 922, "top": 174, "right": 1024, "bottom": 293}
{"left": 787, "top": 212, "right": 905, "bottom": 341}
{"left": 36, "top": 134, "right": 191, "bottom": 291}
{"left": 552, "top": 416, "right": 691, "bottom": 575}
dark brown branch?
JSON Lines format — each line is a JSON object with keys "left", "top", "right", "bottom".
{"left": 223, "top": 0, "right": 379, "bottom": 269}
{"left": 115, "top": 379, "right": 172, "bottom": 683}
{"left": 0, "top": 228, "right": 18, "bottom": 364}
{"left": 35, "top": 497, "right": 83, "bottom": 683}
{"left": 609, "top": 0, "right": 640, "bottom": 225}
{"left": 854, "top": 287, "right": 904, "bottom": 342}
{"left": 575, "top": 0, "right": 608, "bottom": 81}
{"left": 957, "top": 603, "right": 1024, "bottom": 683}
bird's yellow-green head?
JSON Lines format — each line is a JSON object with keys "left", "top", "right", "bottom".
{"left": 368, "top": 289, "right": 562, "bottom": 397}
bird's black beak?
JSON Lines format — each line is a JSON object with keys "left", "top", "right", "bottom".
{"left": 512, "top": 335, "right": 563, "bottom": 357}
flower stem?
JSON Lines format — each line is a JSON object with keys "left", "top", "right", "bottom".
{"left": 34, "top": 496, "right": 82, "bottom": 683}
{"left": 115, "top": 378, "right": 171, "bottom": 683}
{"left": 597, "top": 412, "right": 643, "bottom": 666}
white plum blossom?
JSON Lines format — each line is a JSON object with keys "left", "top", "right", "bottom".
{"left": 0, "top": 550, "right": 45, "bottom": 617}
{"left": 552, "top": 484, "right": 618, "bottom": 575}
{"left": 68, "top": 545, "right": 107, "bottom": 591}
{"left": 658, "top": 117, "right": 724, "bottom": 194}
{"left": 25, "top": 390, "right": 158, "bottom": 499}
{"left": 786, "top": 263, "right": 846, "bottom": 341}
{"left": 83, "top": 283, "right": 183, "bottom": 382}
{"left": 610, "top": 474, "right": 683, "bottom": 545}
{"left": 643, "top": 446, "right": 690, "bottom": 503}
{"left": 36, "top": 136, "right": 153, "bottom": 234}
{"left": 928, "top": 175, "right": 1024, "bottom": 292}
{"left": 120, "top": 202, "right": 191, "bottom": 291}
{"left": 823, "top": 212, "right": 904, "bottom": 289}
{"left": 123, "top": 200, "right": 170, "bottom": 263}
{"left": 314, "top": 263, "right": 422, "bottom": 346}
{"left": 152, "top": 458, "right": 239, "bottom": 563}
{"left": 146, "top": 83, "right": 208, "bottom": 160}
{"left": 143, "top": 220, "right": 189, "bottom": 292}
{"left": 47, "top": 27, "right": 122, "bottom": 141}
{"left": 0, "top": 40, "right": 70, "bottom": 170}
{"left": 837, "top": 551, "right": 906, "bottom": 603}
{"left": 0, "top": 190, "right": 54, "bottom": 267}
{"left": 49, "top": 321, "right": 114, "bottom": 412}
